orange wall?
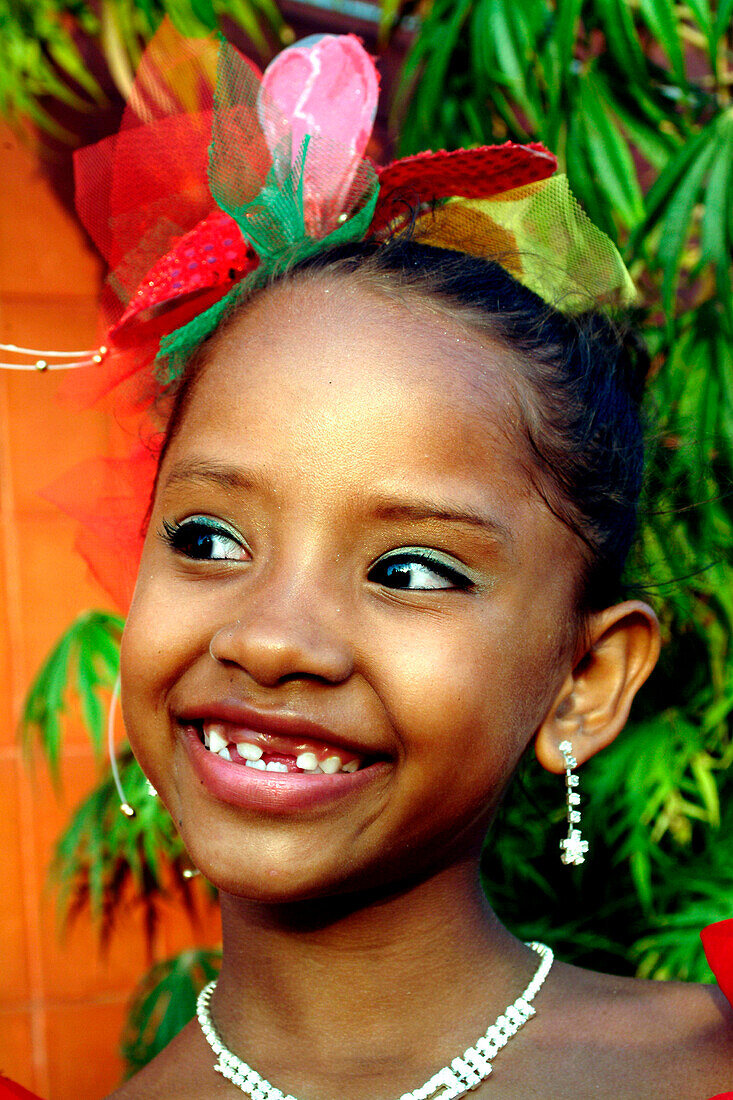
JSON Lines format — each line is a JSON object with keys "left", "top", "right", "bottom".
{"left": 0, "top": 126, "right": 220, "bottom": 1098}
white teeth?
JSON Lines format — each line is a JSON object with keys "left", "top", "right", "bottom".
{"left": 296, "top": 752, "right": 319, "bottom": 772}
{"left": 320, "top": 755, "right": 342, "bottom": 775}
{"left": 341, "top": 760, "right": 359, "bottom": 773}
{"left": 208, "top": 726, "right": 228, "bottom": 754}
{"left": 217, "top": 745, "right": 232, "bottom": 761}
{"left": 245, "top": 758, "right": 267, "bottom": 770}
{"left": 265, "top": 761, "right": 288, "bottom": 772}
{"left": 236, "top": 742, "right": 263, "bottom": 761}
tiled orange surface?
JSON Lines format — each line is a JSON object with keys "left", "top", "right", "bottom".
{"left": 45, "top": 1002, "right": 127, "bottom": 1100}
{"left": 3, "top": 342, "right": 109, "bottom": 514}
{"left": 0, "top": 760, "right": 32, "bottom": 1004}
{"left": 0, "top": 525, "right": 14, "bottom": 742}
{"left": 29, "top": 753, "right": 154, "bottom": 1002}
{"left": 1, "top": 121, "right": 222, "bottom": 1099}
{"left": 0, "top": 1009, "right": 38, "bottom": 1095}
{"left": 0, "top": 132, "right": 100, "bottom": 299}
{"left": 15, "top": 513, "right": 109, "bottom": 690}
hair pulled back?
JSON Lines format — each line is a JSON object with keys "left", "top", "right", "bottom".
{"left": 159, "top": 238, "right": 648, "bottom": 612}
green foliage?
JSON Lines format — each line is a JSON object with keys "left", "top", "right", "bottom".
{"left": 52, "top": 746, "right": 208, "bottom": 945}
{"left": 20, "top": 610, "right": 124, "bottom": 776}
{"left": 120, "top": 948, "right": 221, "bottom": 1074}
{"left": 389, "top": 0, "right": 733, "bottom": 982}
{"left": 0, "top": 0, "right": 288, "bottom": 137}
{"left": 0, "top": 0, "right": 106, "bottom": 140}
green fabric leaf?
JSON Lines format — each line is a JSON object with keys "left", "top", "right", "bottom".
{"left": 158, "top": 130, "right": 379, "bottom": 381}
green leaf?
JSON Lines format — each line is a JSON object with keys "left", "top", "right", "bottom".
{"left": 121, "top": 949, "right": 222, "bottom": 1073}
{"left": 712, "top": 0, "right": 733, "bottom": 56}
{"left": 577, "top": 69, "right": 645, "bottom": 229}
{"left": 554, "top": 0, "right": 585, "bottom": 69}
{"left": 604, "top": 91, "right": 679, "bottom": 172}
{"left": 658, "top": 132, "right": 717, "bottom": 317}
{"left": 378, "top": 0, "right": 406, "bottom": 42}
{"left": 593, "top": 0, "right": 648, "bottom": 85}
{"left": 20, "top": 611, "right": 124, "bottom": 777}
{"left": 484, "top": 0, "right": 539, "bottom": 127}
{"left": 403, "top": 0, "right": 473, "bottom": 149}
{"left": 630, "top": 127, "right": 710, "bottom": 252}
{"left": 46, "top": 36, "right": 106, "bottom": 105}
{"left": 637, "top": 0, "right": 685, "bottom": 79}
{"left": 684, "top": 0, "right": 712, "bottom": 34}
{"left": 212, "top": 0, "right": 274, "bottom": 54}
{"left": 700, "top": 112, "right": 733, "bottom": 329}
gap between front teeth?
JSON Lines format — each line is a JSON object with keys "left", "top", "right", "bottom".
{"left": 207, "top": 737, "right": 360, "bottom": 774}
{"left": 202, "top": 724, "right": 361, "bottom": 773}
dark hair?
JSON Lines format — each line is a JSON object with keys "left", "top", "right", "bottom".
{"left": 157, "top": 238, "right": 648, "bottom": 611}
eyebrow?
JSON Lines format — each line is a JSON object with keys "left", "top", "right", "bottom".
{"left": 367, "top": 498, "right": 513, "bottom": 544}
{"left": 163, "top": 460, "right": 513, "bottom": 544}
{"left": 163, "top": 459, "right": 269, "bottom": 495}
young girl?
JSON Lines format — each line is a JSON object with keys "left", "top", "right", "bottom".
{"left": 7, "top": 23, "right": 733, "bottom": 1100}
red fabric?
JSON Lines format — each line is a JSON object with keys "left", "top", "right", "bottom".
{"left": 702, "top": 920, "right": 733, "bottom": 1008}
{"left": 371, "top": 142, "right": 557, "bottom": 234}
{"left": 702, "top": 921, "right": 733, "bottom": 1100}
{"left": 0, "top": 1078, "right": 43, "bottom": 1100}
{"left": 42, "top": 443, "right": 160, "bottom": 610}
{"left": 110, "top": 208, "right": 259, "bottom": 345}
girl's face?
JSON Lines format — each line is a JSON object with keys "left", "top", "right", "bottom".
{"left": 121, "top": 276, "right": 584, "bottom": 901}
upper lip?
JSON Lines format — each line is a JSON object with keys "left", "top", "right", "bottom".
{"left": 176, "top": 700, "right": 381, "bottom": 757}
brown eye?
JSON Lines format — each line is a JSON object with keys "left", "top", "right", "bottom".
{"left": 367, "top": 550, "right": 473, "bottom": 591}
{"left": 161, "top": 517, "right": 249, "bottom": 562}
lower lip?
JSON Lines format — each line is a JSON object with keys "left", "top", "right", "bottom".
{"left": 181, "top": 726, "right": 390, "bottom": 814}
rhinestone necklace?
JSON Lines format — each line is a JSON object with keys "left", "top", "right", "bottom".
{"left": 196, "top": 941, "right": 553, "bottom": 1100}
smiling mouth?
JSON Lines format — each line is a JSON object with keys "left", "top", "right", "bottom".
{"left": 194, "top": 721, "right": 374, "bottom": 775}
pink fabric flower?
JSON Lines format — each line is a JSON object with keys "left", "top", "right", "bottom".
{"left": 260, "top": 34, "right": 379, "bottom": 234}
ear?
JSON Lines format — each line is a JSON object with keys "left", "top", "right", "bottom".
{"left": 535, "top": 600, "right": 661, "bottom": 774}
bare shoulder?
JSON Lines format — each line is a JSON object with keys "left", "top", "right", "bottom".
{"left": 542, "top": 960, "right": 733, "bottom": 1097}
{"left": 105, "top": 1020, "right": 229, "bottom": 1099}
{"left": 589, "top": 964, "right": 733, "bottom": 1044}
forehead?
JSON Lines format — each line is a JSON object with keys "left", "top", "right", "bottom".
{"left": 162, "top": 276, "right": 584, "bottom": 578}
{"left": 179, "top": 275, "right": 526, "bottom": 482}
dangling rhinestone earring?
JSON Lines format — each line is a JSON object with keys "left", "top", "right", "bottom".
{"left": 558, "top": 740, "right": 588, "bottom": 866}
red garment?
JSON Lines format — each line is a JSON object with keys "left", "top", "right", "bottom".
{"left": 702, "top": 919, "right": 733, "bottom": 1100}
{"left": 0, "top": 1078, "right": 43, "bottom": 1099}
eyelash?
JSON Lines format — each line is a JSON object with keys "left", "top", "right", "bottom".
{"left": 367, "top": 550, "right": 474, "bottom": 592}
{"left": 160, "top": 517, "right": 248, "bottom": 561}
{"left": 160, "top": 518, "right": 474, "bottom": 591}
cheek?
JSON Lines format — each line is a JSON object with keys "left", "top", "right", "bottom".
{"left": 119, "top": 555, "right": 192, "bottom": 764}
{"left": 374, "top": 601, "right": 557, "bottom": 747}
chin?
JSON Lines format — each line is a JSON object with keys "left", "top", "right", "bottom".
{"left": 179, "top": 826, "right": 357, "bottom": 905}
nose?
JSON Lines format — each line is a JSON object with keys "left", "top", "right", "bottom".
{"left": 208, "top": 570, "right": 354, "bottom": 687}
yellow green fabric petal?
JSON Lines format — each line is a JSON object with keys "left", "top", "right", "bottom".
{"left": 412, "top": 175, "right": 636, "bottom": 313}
